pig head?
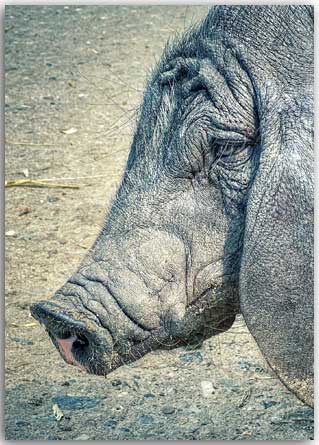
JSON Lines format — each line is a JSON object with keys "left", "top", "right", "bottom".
{"left": 31, "top": 6, "right": 314, "bottom": 407}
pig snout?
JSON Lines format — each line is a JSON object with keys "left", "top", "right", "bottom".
{"left": 30, "top": 300, "right": 110, "bottom": 373}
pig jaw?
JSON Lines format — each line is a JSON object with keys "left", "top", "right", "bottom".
{"left": 30, "top": 297, "right": 180, "bottom": 376}
{"left": 30, "top": 270, "right": 238, "bottom": 377}
{"left": 31, "top": 226, "right": 239, "bottom": 375}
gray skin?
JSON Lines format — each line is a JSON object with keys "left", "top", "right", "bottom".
{"left": 31, "top": 6, "right": 314, "bottom": 407}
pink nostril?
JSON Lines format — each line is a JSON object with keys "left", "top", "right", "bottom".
{"left": 56, "top": 335, "right": 80, "bottom": 366}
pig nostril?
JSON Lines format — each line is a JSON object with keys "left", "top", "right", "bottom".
{"left": 60, "top": 331, "right": 72, "bottom": 339}
{"left": 73, "top": 333, "right": 89, "bottom": 351}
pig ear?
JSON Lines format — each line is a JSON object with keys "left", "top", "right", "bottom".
{"left": 239, "top": 109, "right": 313, "bottom": 406}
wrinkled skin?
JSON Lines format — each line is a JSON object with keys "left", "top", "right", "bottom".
{"left": 31, "top": 6, "right": 314, "bottom": 407}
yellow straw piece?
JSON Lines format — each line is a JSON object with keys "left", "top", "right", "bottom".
{"left": 5, "top": 179, "right": 80, "bottom": 189}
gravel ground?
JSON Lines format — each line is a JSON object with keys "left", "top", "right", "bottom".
{"left": 5, "top": 5, "right": 314, "bottom": 441}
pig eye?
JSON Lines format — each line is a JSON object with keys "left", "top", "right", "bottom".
{"left": 219, "top": 143, "right": 250, "bottom": 156}
{"left": 215, "top": 142, "right": 253, "bottom": 164}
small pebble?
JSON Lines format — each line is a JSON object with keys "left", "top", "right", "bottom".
{"left": 15, "top": 420, "right": 30, "bottom": 427}
{"left": 162, "top": 406, "right": 175, "bottom": 415}
{"left": 143, "top": 393, "right": 155, "bottom": 398}
{"left": 219, "top": 378, "right": 239, "bottom": 390}
{"left": 10, "top": 336, "right": 33, "bottom": 346}
{"left": 111, "top": 379, "right": 122, "bottom": 387}
{"left": 255, "top": 366, "right": 264, "bottom": 373}
{"left": 6, "top": 230, "right": 16, "bottom": 237}
{"left": 104, "top": 419, "right": 117, "bottom": 428}
{"left": 140, "top": 414, "right": 154, "bottom": 424}
{"left": 270, "top": 416, "right": 282, "bottom": 424}
{"left": 201, "top": 380, "right": 215, "bottom": 398}
{"left": 263, "top": 400, "right": 277, "bottom": 409}
{"left": 20, "top": 234, "right": 33, "bottom": 241}
{"left": 120, "top": 427, "right": 130, "bottom": 433}
{"left": 18, "top": 207, "right": 31, "bottom": 216}
{"left": 29, "top": 397, "right": 43, "bottom": 407}
{"left": 239, "top": 360, "right": 250, "bottom": 371}
{"left": 47, "top": 196, "right": 59, "bottom": 203}
{"left": 179, "top": 416, "right": 189, "bottom": 424}
{"left": 58, "top": 425, "right": 72, "bottom": 432}
{"left": 74, "top": 434, "right": 90, "bottom": 440}
{"left": 189, "top": 427, "right": 200, "bottom": 433}
{"left": 52, "top": 395, "right": 100, "bottom": 410}
{"left": 180, "top": 351, "right": 203, "bottom": 364}
{"left": 16, "top": 105, "right": 31, "bottom": 111}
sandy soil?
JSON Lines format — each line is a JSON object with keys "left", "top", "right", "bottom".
{"left": 5, "top": 6, "right": 314, "bottom": 441}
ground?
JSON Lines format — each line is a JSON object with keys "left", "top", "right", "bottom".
{"left": 4, "top": 5, "right": 314, "bottom": 441}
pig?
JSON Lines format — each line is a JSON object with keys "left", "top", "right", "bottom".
{"left": 31, "top": 5, "right": 314, "bottom": 407}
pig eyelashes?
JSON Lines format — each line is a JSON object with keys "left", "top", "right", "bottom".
{"left": 212, "top": 141, "right": 254, "bottom": 167}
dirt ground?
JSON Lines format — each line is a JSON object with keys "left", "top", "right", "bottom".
{"left": 4, "top": 6, "right": 314, "bottom": 441}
